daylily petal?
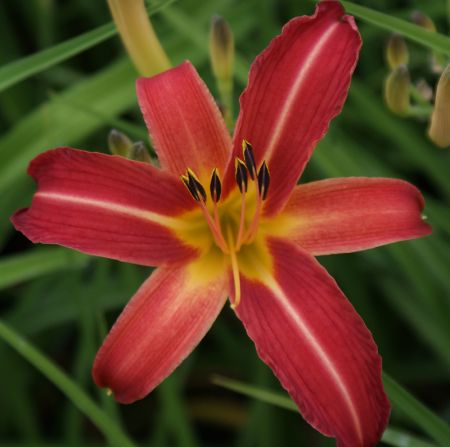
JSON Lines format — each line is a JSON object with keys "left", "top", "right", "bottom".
{"left": 281, "top": 177, "right": 431, "bottom": 255}
{"left": 137, "top": 61, "right": 232, "bottom": 184}
{"left": 225, "top": 1, "right": 361, "bottom": 215}
{"left": 234, "top": 237, "right": 390, "bottom": 447}
{"left": 93, "top": 258, "right": 229, "bottom": 403}
{"left": 11, "top": 148, "right": 197, "bottom": 266}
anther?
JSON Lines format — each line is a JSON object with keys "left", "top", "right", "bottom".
{"left": 235, "top": 158, "right": 248, "bottom": 193}
{"left": 187, "top": 168, "right": 207, "bottom": 202}
{"left": 242, "top": 140, "right": 257, "bottom": 180}
{"left": 257, "top": 161, "right": 270, "bottom": 200}
{"left": 181, "top": 174, "right": 200, "bottom": 202}
{"left": 210, "top": 168, "right": 222, "bottom": 202}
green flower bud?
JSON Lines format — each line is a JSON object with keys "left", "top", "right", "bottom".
{"left": 384, "top": 65, "right": 411, "bottom": 116}
{"left": 108, "top": 129, "right": 133, "bottom": 157}
{"left": 386, "top": 34, "right": 409, "bottom": 70}
{"left": 209, "top": 15, "right": 234, "bottom": 82}
{"left": 129, "top": 141, "right": 152, "bottom": 163}
{"left": 428, "top": 65, "right": 450, "bottom": 148}
{"left": 411, "top": 11, "right": 436, "bottom": 32}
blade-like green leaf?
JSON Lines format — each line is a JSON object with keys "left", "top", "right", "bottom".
{"left": 0, "top": 320, "right": 137, "bottom": 447}
{"left": 383, "top": 373, "right": 450, "bottom": 447}
{"left": 341, "top": 1, "right": 450, "bottom": 55}
{"left": 0, "top": 23, "right": 116, "bottom": 93}
{"left": 0, "top": 0, "right": 176, "bottom": 93}
{"left": 0, "top": 58, "right": 136, "bottom": 195}
{"left": 0, "top": 247, "right": 89, "bottom": 291}
{"left": 212, "top": 375, "right": 296, "bottom": 411}
{"left": 213, "top": 375, "right": 450, "bottom": 447}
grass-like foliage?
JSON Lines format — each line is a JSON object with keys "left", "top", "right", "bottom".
{"left": 0, "top": 0, "right": 449, "bottom": 446}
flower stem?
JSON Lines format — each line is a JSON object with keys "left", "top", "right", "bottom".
{"left": 0, "top": 319, "right": 137, "bottom": 447}
{"left": 217, "top": 77, "right": 234, "bottom": 130}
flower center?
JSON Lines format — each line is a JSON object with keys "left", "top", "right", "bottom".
{"left": 180, "top": 140, "right": 270, "bottom": 308}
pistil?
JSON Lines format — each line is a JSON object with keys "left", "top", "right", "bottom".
{"left": 226, "top": 225, "right": 241, "bottom": 309}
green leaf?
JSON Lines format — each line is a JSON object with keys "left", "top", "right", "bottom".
{"left": 212, "top": 375, "right": 296, "bottom": 411}
{"left": 0, "top": 247, "right": 89, "bottom": 290}
{"left": 0, "top": 0, "right": 176, "bottom": 93}
{"left": 0, "top": 58, "right": 137, "bottom": 196}
{"left": 382, "top": 428, "right": 438, "bottom": 447}
{"left": 383, "top": 373, "right": 450, "bottom": 447}
{"left": 341, "top": 1, "right": 450, "bottom": 55}
{"left": 213, "top": 375, "right": 450, "bottom": 447}
{"left": 0, "top": 320, "right": 137, "bottom": 447}
{"left": 0, "top": 23, "right": 116, "bottom": 93}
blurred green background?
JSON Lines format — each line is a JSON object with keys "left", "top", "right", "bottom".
{"left": 0, "top": 0, "right": 449, "bottom": 446}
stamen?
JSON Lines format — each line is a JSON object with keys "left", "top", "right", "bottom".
{"left": 181, "top": 174, "right": 200, "bottom": 202}
{"left": 244, "top": 160, "right": 270, "bottom": 243}
{"left": 244, "top": 193, "right": 262, "bottom": 244}
{"left": 210, "top": 168, "right": 222, "bottom": 203}
{"left": 187, "top": 168, "right": 207, "bottom": 203}
{"left": 226, "top": 225, "right": 241, "bottom": 309}
{"left": 181, "top": 168, "right": 228, "bottom": 253}
{"left": 257, "top": 161, "right": 270, "bottom": 201}
{"left": 199, "top": 200, "right": 229, "bottom": 253}
{"left": 210, "top": 168, "right": 227, "bottom": 250}
{"left": 242, "top": 140, "right": 257, "bottom": 180}
{"left": 235, "top": 158, "right": 248, "bottom": 193}
{"left": 234, "top": 158, "right": 248, "bottom": 250}
{"left": 235, "top": 189, "right": 246, "bottom": 250}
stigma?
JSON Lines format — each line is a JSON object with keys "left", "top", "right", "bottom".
{"left": 180, "top": 140, "right": 270, "bottom": 308}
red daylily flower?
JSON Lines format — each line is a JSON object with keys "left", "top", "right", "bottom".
{"left": 12, "top": 2, "right": 431, "bottom": 446}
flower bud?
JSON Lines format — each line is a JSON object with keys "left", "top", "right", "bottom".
{"left": 411, "top": 11, "right": 436, "bottom": 32}
{"left": 108, "top": 129, "right": 133, "bottom": 157}
{"left": 107, "top": 0, "right": 170, "bottom": 76}
{"left": 428, "top": 65, "right": 450, "bottom": 148}
{"left": 129, "top": 141, "right": 152, "bottom": 163}
{"left": 411, "top": 11, "right": 444, "bottom": 72}
{"left": 384, "top": 65, "right": 411, "bottom": 116}
{"left": 416, "top": 79, "right": 433, "bottom": 102}
{"left": 209, "top": 15, "right": 234, "bottom": 82}
{"left": 386, "top": 34, "right": 409, "bottom": 70}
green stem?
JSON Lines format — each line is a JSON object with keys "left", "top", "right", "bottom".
{"left": 217, "top": 77, "right": 234, "bottom": 130}
{"left": 407, "top": 105, "right": 433, "bottom": 119}
{"left": 0, "top": 320, "right": 137, "bottom": 447}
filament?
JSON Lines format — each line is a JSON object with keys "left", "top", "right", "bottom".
{"left": 199, "top": 201, "right": 229, "bottom": 253}
{"left": 244, "top": 191, "right": 263, "bottom": 244}
{"left": 235, "top": 191, "right": 247, "bottom": 250}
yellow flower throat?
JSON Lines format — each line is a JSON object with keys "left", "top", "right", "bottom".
{"left": 179, "top": 140, "right": 271, "bottom": 308}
